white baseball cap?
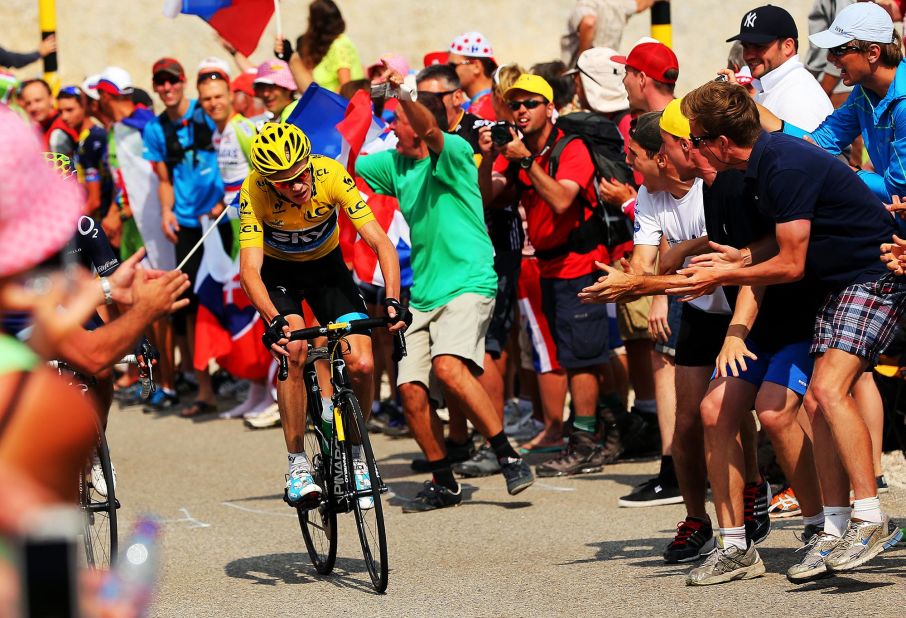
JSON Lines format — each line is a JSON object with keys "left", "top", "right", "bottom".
{"left": 810, "top": 1, "right": 894, "bottom": 49}
{"left": 89, "top": 66, "right": 134, "bottom": 96}
{"left": 197, "top": 56, "right": 231, "bottom": 80}
{"left": 82, "top": 74, "right": 102, "bottom": 100}
{"left": 569, "top": 47, "right": 629, "bottom": 114}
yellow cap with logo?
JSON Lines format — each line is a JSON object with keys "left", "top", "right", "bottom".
{"left": 504, "top": 74, "right": 554, "bottom": 104}
{"left": 659, "top": 98, "right": 691, "bottom": 139}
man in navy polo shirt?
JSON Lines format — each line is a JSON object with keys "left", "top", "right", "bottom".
{"left": 672, "top": 80, "right": 905, "bottom": 579}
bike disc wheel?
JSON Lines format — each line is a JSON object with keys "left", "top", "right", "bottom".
{"left": 82, "top": 432, "right": 118, "bottom": 569}
{"left": 299, "top": 415, "right": 337, "bottom": 575}
{"left": 341, "top": 393, "right": 389, "bottom": 593}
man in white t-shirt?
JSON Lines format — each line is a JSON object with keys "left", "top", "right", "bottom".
{"left": 196, "top": 58, "right": 276, "bottom": 422}
{"left": 580, "top": 111, "right": 732, "bottom": 563}
{"left": 726, "top": 4, "right": 833, "bottom": 131}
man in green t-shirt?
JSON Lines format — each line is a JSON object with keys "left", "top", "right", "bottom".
{"left": 356, "top": 64, "right": 534, "bottom": 512}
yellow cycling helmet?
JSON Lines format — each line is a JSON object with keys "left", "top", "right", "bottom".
{"left": 250, "top": 122, "right": 312, "bottom": 177}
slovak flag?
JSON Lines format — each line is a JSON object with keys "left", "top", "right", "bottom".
{"left": 193, "top": 220, "right": 272, "bottom": 380}
{"left": 287, "top": 86, "right": 411, "bottom": 287}
{"left": 162, "top": 0, "right": 275, "bottom": 56}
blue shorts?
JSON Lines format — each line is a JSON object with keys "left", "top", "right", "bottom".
{"left": 654, "top": 295, "right": 683, "bottom": 357}
{"left": 718, "top": 339, "right": 814, "bottom": 396}
{"left": 607, "top": 304, "right": 623, "bottom": 350}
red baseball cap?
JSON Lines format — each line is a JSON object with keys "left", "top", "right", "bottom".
{"left": 231, "top": 72, "right": 256, "bottom": 97}
{"left": 152, "top": 57, "right": 185, "bottom": 80}
{"left": 423, "top": 51, "right": 449, "bottom": 67}
{"left": 612, "top": 42, "right": 679, "bottom": 84}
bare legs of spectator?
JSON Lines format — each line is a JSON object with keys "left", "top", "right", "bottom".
{"left": 652, "top": 351, "right": 676, "bottom": 458}
{"left": 568, "top": 367, "right": 601, "bottom": 429}
{"left": 610, "top": 350, "right": 629, "bottom": 406}
{"left": 478, "top": 351, "right": 507, "bottom": 423}
{"left": 150, "top": 316, "right": 175, "bottom": 394}
{"left": 434, "top": 355, "right": 504, "bottom": 438}
{"left": 626, "top": 339, "right": 656, "bottom": 408}
{"left": 399, "top": 382, "right": 445, "bottom": 460}
{"left": 852, "top": 372, "right": 885, "bottom": 478}
{"left": 521, "top": 369, "right": 567, "bottom": 448}
{"left": 672, "top": 366, "right": 711, "bottom": 520}
{"left": 756, "top": 384, "right": 822, "bottom": 518}
{"left": 804, "top": 350, "right": 876, "bottom": 506}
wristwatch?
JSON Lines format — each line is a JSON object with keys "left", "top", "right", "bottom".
{"left": 519, "top": 156, "right": 533, "bottom": 170}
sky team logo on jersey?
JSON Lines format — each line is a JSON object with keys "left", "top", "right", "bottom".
{"left": 263, "top": 211, "right": 337, "bottom": 253}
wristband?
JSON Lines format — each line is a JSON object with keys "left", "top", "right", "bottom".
{"left": 100, "top": 277, "right": 114, "bottom": 305}
{"left": 398, "top": 84, "right": 418, "bottom": 102}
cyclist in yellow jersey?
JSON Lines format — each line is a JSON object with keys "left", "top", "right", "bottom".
{"left": 238, "top": 123, "right": 405, "bottom": 509}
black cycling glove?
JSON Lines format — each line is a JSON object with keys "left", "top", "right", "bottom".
{"left": 262, "top": 315, "right": 289, "bottom": 349}
{"left": 383, "top": 297, "right": 411, "bottom": 326}
{"left": 275, "top": 38, "right": 293, "bottom": 62}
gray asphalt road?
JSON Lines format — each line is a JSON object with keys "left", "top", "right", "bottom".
{"left": 106, "top": 401, "right": 906, "bottom": 617}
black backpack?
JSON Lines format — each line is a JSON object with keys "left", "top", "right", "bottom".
{"left": 533, "top": 111, "right": 635, "bottom": 261}
{"left": 158, "top": 104, "right": 215, "bottom": 173}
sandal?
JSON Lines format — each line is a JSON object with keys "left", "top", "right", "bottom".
{"left": 180, "top": 400, "right": 218, "bottom": 418}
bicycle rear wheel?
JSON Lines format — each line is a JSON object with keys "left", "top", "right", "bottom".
{"left": 299, "top": 414, "right": 337, "bottom": 574}
{"left": 81, "top": 432, "right": 118, "bottom": 569}
{"left": 340, "top": 392, "right": 389, "bottom": 592}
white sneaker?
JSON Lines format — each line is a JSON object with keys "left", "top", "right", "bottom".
{"left": 353, "top": 459, "right": 375, "bottom": 510}
{"left": 90, "top": 454, "right": 116, "bottom": 498}
{"left": 244, "top": 403, "right": 281, "bottom": 429}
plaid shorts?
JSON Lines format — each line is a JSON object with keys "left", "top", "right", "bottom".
{"left": 811, "top": 274, "right": 906, "bottom": 364}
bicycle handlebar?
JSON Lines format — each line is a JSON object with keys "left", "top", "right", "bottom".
{"left": 277, "top": 316, "right": 408, "bottom": 381}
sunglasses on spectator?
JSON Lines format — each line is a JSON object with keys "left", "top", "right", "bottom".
{"left": 507, "top": 99, "right": 545, "bottom": 111}
{"left": 267, "top": 164, "right": 313, "bottom": 189}
{"left": 416, "top": 89, "right": 457, "bottom": 99}
{"left": 689, "top": 134, "right": 716, "bottom": 148}
{"left": 197, "top": 71, "right": 226, "bottom": 84}
{"left": 448, "top": 60, "right": 472, "bottom": 69}
{"left": 153, "top": 74, "right": 181, "bottom": 87}
{"left": 828, "top": 44, "right": 863, "bottom": 58}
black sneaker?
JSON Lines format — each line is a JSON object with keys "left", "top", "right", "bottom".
{"left": 535, "top": 431, "right": 604, "bottom": 477}
{"left": 401, "top": 480, "right": 462, "bottom": 513}
{"left": 501, "top": 458, "right": 534, "bottom": 495}
{"left": 744, "top": 479, "right": 771, "bottom": 545}
{"left": 412, "top": 439, "right": 475, "bottom": 473}
{"left": 452, "top": 444, "right": 501, "bottom": 477}
{"left": 663, "top": 517, "right": 715, "bottom": 564}
{"left": 877, "top": 475, "right": 889, "bottom": 494}
{"left": 619, "top": 409, "right": 660, "bottom": 458}
{"left": 618, "top": 476, "right": 683, "bottom": 507}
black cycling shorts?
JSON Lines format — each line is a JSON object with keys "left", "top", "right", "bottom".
{"left": 675, "top": 304, "right": 732, "bottom": 367}
{"left": 261, "top": 247, "right": 368, "bottom": 325}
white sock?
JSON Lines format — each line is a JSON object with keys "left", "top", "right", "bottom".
{"left": 803, "top": 512, "right": 825, "bottom": 527}
{"left": 718, "top": 526, "right": 747, "bottom": 551}
{"left": 288, "top": 452, "right": 310, "bottom": 473}
{"left": 823, "top": 506, "right": 852, "bottom": 538}
{"left": 852, "top": 496, "right": 882, "bottom": 524}
{"left": 634, "top": 399, "right": 656, "bottom": 414}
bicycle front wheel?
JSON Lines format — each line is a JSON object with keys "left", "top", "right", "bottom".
{"left": 340, "top": 392, "right": 389, "bottom": 593}
{"left": 81, "top": 432, "right": 118, "bottom": 569}
{"left": 299, "top": 414, "right": 337, "bottom": 574}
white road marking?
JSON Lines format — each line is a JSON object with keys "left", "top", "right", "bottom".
{"left": 157, "top": 507, "right": 212, "bottom": 528}
{"left": 534, "top": 482, "right": 576, "bottom": 492}
{"left": 222, "top": 501, "right": 297, "bottom": 518}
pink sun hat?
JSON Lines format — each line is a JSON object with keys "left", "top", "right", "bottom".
{"left": 253, "top": 59, "right": 298, "bottom": 91}
{"left": 0, "top": 108, "right": 83, "bottom": 278}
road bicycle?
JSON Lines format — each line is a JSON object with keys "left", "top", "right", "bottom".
{"left": 51, "top": 352, "right": 154, "bottom": 568}
{"left": 277, "top": 315, "right": 407, "bottom": 593}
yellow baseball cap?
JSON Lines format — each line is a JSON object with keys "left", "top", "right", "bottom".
{"left": 659, "top": 98, "right": 690, "bottom": 139}
{"left": 504, "top": 74, "right": 554, "bottom": 104}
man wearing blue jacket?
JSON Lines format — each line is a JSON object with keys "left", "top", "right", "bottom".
{"left": 758, "top": 2, "right": 906, "bottom": 202}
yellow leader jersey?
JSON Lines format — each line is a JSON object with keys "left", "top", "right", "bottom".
{"left": 238, "top": 154, "right": 375, "bottom": 262}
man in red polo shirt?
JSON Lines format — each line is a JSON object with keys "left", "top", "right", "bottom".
{"left": 478, "top": 74, "right": 611, "bottom": 475}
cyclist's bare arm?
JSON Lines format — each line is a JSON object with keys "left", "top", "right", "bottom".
{"left": 239, "top": 246, "right": 283, "bottom": 324}
{"left": 356, "top": 220, "right": 405, "bottom": 332}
